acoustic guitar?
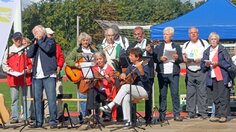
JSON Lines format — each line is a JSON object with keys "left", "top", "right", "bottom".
{"left": 120, "top": 59, "right": 149, "bottom": 85}
{"left": 65, "top": 65, "right": 82, "bottom": 83}
{"left": 79, "top": 71, "right": 120, "bottom": 94}
{"left": 0, "top": 93, "right": 10, "bottom": 125}
{"left": 65, "top": 55, "right": 93, "bottom": 83}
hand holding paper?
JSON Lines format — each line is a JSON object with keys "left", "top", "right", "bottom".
{"left": 204, "top": 60, "right": 211, "bottom": 67}
{"left": 8, "top": 71, "right": 24, "bottom": 77}
{"left": 163, "top": 48, "right": 176, "bottom": 61}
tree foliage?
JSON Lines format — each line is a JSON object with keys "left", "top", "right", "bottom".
{"left": 22, "top": 0, "right": 194, "bottom": 54}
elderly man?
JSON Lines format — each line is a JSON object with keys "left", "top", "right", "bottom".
{"left": 99, "top": 27, "right": 122, "bottom": 71}
{"left": 2, "top": 32, "right": 32, "bottom": 124}
{"left": 153, "top": 27, "right": 183, "bottom": 122}
{"left": 27, "top": 25, "right": 57, "bottom": 128}
{"left": 127, "top": 26, "right": 154, "bottom": 124}
{"left": 99, "top": 27, "right": 122, "bottom": 122}
{"left": 182, "top": 27, "right": 209, "bottom": 119}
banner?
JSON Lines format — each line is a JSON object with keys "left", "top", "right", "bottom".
{"left": 0, "top": 0, "right": 19, "bottom": 66}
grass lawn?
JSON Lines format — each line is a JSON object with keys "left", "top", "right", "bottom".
{"left": 0, "top": 76, "right": 187, "bottom": 112}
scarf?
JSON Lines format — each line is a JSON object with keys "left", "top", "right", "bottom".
{"left": 212, "top": 50, "right": 223, "bottom": 81}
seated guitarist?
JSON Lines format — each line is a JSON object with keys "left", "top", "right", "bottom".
{"left": 100, "top": 48, "right": 149, "bottom": 127}
{"left": 65, "top": 32, "right": 97, "bottom": 119}
{"left": 85, "top": 51, "right": 116, "bottom": 122}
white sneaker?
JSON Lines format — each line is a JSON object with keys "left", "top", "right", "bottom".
{"left": 99, "top": 105, "right": 112, "bottom": 113}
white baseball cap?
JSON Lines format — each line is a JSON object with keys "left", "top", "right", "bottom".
{"left": 45, "top": 28, "right": 55, "bottom": 35}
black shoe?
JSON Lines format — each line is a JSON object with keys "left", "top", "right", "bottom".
{"left": 159, "top": 114, "right": 166, "bottom": 123}
{"left": 28, "top": 124, "right": 42, "bottom": 128}
{"left": 174, "top": 116, "right": 183, "bottom": 121}
{"left": 50, "top": 125, "right": 57, "bottom": 129}
{"left": 10, "top": 119, "right": 19, "bottom": 124}
{"left": 158, "top": 117, "right": 166, "bottom": 123}
{"left": 103, "top": 116, "right": 111, "bottom": 122}
{"left": 145, "top": 117, "right": 152, "bottom": 125}
{"left": 200, "top": 115, "right": 208, "bottom": 120}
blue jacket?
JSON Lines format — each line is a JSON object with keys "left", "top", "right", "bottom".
{"left": 27, "top": 36, "right": 57, "bottom": 77}
{"left": 153, "top": 42, "right": 183, "bottom": 75}
{"left": 201, "top": 44, "right": 232, "bottom": 87}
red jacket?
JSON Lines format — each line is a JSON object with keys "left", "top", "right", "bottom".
{"left": 3, "top": 45, "right": 32, "bottom": 86}
{"left": 56, "top": 43, "right": 65, "bottom": 70}
{"left": 92, "top": 64, "right": 116, "bottom": 97}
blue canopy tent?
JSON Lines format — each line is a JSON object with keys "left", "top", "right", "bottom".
{"left": 150, "top": 0, "right": 236, "bottom": 40}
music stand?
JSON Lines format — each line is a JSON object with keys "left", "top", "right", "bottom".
{"left": 56, "top": 94, "right": 79, "bottom": 129}
{"left": 79, "top": 62, "right": 105, "bottom": 130}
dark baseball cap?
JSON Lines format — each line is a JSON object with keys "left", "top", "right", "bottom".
{"left": 12, "top": 32, "right": 23, "bottom": 39}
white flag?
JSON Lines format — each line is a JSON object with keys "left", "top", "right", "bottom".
{"left": 0, "top": 0, "right": 20, "bottom": 66}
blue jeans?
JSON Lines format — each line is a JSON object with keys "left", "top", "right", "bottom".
{"left": 10, "top": 85, "right": 31, "bottom": 120}
{"left": 33, "top": 77, "right": 57, "bottom": 126}
{"left": 77, "top": 92, "right": 87, "bottom": 117}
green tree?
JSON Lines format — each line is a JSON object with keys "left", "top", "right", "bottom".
{"left": 22, "top": 0, "right": 194, "bottom": 54}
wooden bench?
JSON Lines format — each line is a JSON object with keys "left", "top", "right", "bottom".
{"left": 27, "top": 98, "right": 87, "bottom": 102}
{"left": 27, "top": 98, "right": 87, "bottom": 111}
{"left": 230, "top": 96, "right": 236, "bottom": 99}
{"left": 131, "top": 97, "right": 149, "bottom": 103}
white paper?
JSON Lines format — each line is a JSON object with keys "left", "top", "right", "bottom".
{"left": 80, "top": 62, "right": 95, "bottom": 79}
{"left": 163, "top": 49, "right": 176, "bottom": 61}
{"left": 82, "top": 53, "right": 94, "bottom": 61}
{"left": 8, "top": 71, "right": 24, "bottom": 77}
{"left": 204, "top": 60, "right": 212, "bottom": 65}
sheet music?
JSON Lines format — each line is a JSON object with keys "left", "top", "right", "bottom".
{"left": 80, "top": 62, "right": 95, "bottom": 79}
{"left": 8, "top": 71, "right": 24, "bottom": 77}
{"left": 163, "top": 48, "right": 176, "bottom": 61}
{"left": 82, "top": 53, "right": 94, "bottom": 61}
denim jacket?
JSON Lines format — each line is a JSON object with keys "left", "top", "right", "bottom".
{"left": 201, "top": 44, "right": 232, "bottom": 87}
{"left": 27, "top": 36, "right": 57, "bottom": 77}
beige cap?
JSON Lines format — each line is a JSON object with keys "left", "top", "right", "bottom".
{"left": 45, "top": 28, "right": 55, "bottom": 35}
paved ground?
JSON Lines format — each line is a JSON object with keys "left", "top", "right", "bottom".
{"left": 1, "top": 116, "right": 236, "bottom": 132}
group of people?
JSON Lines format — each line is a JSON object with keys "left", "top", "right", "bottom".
{"left": 1, "top": 24, "right": 235, "bottom": 129}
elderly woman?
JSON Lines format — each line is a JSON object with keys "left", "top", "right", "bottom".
{"left": 85, "top": 51, "right": 116, "bottom": 124}
{"left": 201, "top": 32, "right": 232, "bottom": 123}
{"left": 66, "top": 32, "right": 97, "bottom": 66}
{"left": 66, "top": 32, "right": 97, "bottom": 119}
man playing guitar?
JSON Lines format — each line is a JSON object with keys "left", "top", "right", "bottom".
{"left": 100, "top": 48, "right": 149, "bottom": 127}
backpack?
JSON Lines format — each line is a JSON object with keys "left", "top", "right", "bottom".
{"left": 185, "top": 39, "right": 205, "bottom": 49}
{"left": 228, "top": 64, "right": 236, "bottom": 79}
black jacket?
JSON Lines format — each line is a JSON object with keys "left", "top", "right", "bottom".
{"left": 153, "top": 41, "right": 183, "bottom": 75}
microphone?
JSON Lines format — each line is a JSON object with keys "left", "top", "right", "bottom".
{"left": 31, "top": 38, "right": 38, "bottom": 45}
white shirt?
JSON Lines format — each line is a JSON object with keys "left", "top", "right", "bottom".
{"left": 182, "top": 39, "right": 209, "bottom": 71}
{"left": 35, "top": 54, "right": 56, "bottom": 79}
{"left": 209, "top": 45, "right": 219, "bottom": 78}
{"left": 82, "top": 47, "right": 92, "bottom": 54}
{"left": 163, "top": 43, "right": 174, "bottom": 74}
{"left": 102, "top": 42, "right": 118, "bottom": 70}
{"left": 102, "top": 36, "right": 129, "bottom": 50}
{"left": 232, "top": 55, "right": 236, "bottom": 65}
{"left": 134, "top": 39, "right": 147, "bottom": 56}
{"left": 98, "top": 64, "right": 108, "bottom": 76}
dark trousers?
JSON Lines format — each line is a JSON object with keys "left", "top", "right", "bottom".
{"left": 86, "top": 87, "right": 106, "bottom": 115}
{"left": 212, "top": 79, "right": 230, "bottom": 118}
{"left": 145, "top": 78, "right": 154, "bottom": 121}
{"left": 158, "top": 74, "right": 180, "bottom": 118}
